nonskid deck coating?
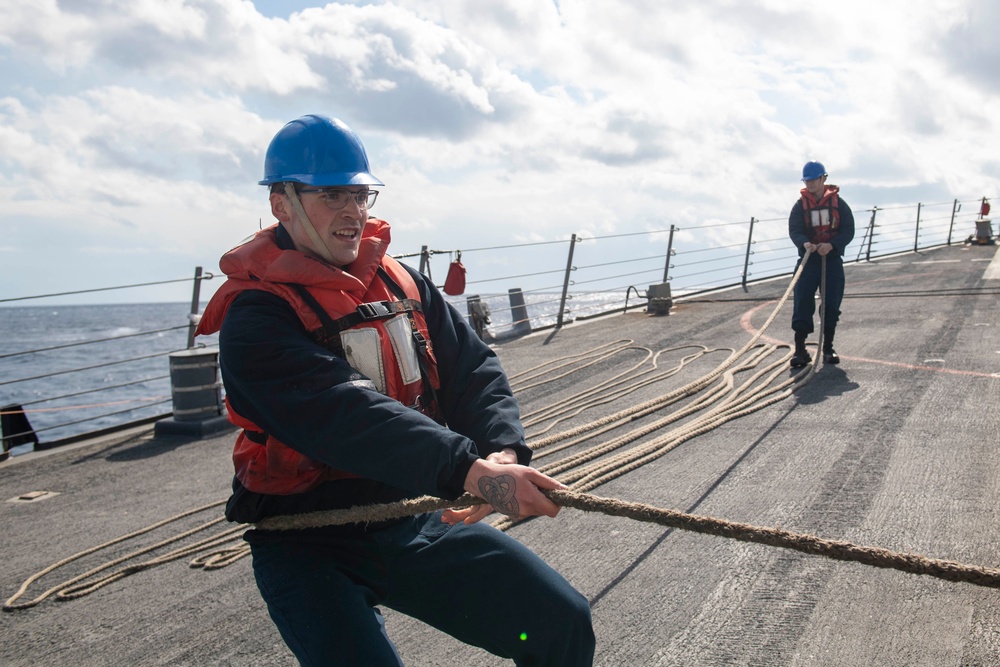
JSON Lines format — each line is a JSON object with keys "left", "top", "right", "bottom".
{"left": 2, "top": 244, "right": 998, "bottom": 666}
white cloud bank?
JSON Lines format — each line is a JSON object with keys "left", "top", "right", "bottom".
{"left": 0, "top": 0, "right": 997, "bottom": 303}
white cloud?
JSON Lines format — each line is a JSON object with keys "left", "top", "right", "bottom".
{"left": 0, "top": 0, "right": 998, "bottom": 303}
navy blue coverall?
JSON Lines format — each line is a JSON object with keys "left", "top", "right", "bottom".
{"left": 216, "top": 225, "right": 594, "bottom": 666}
{"left": 788, "top": 196, "right": 856, "bottom": 336}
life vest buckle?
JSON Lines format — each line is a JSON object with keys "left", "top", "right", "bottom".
{"left": 356, "top": 301, "right": 393, "bottom": 320}
{"left": 411, "top": 329, "right": 429, "bottom": 355}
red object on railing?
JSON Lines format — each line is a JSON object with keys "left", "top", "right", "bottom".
{"left": 443, "top": 252, "right": 466, "bottom": 295}
{"left": 981, "top": 199, "right": 991, "bottom": 217}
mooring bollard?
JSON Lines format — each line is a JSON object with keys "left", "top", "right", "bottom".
{"left": 975, "top": 217, "right": 994, "bottom": 245}
{"left": 508, "top": 288, "right": 532, "bottom": 337}
{"left": 646, "top": 282, "right": 673, "bottom": 316}
{"left": 154, "top": 348, "right": 234, "bottom": 437}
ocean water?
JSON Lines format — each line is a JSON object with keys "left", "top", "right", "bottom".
{"left": 445, "top": 290, "right": 634, "bottom": 331}
{"left": 0, "top": 303, "right": 218, "bottom": 453}
{"left": 0, "top": 292, "right": 628, "bottom": 455}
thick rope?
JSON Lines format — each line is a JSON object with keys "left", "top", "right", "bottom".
{"left": 252, "top": 491, "right": 1000, "bottom": 589}
{"left": 3, "top": 500, "right": 234, "bottom": 611}
{"left": 15, "top": 249, "right": 955, "bottom": 612}
{"left": 548, "top": 490, "right": 1000, "bottom": 589}
{"left": 523, "top": 248, "right": 816, "bottom": 456}
{"left": 14, "top": 483, "right": 993, "bottom": 612}
{"left": 509, "top": 250, "right": 822, "bottom": 504}
{"left": 509, "top": 340, "right": 637, "bottom": 393}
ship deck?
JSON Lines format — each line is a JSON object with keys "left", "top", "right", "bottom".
{"left": 2, "top": 243, "right": 999, "bottom": 666}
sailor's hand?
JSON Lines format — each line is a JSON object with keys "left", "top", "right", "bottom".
{"left": 817, "top": 242, "right": 833, "bottom": 256}
{"left": 803, "top": 242, "right": 817, "bottom": 253}
{"left": 442, "top": 455, "right": 566, "bottom": 525}
{"left": 442, "top": 449, "right": 517, "bottom": 525}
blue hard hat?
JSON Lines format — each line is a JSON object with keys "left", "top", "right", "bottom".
{"left": 259, "top": 114, "right": 384, "bottom": 187}
{"left": 801, "top": 161, "right": 827, "bottom": 182}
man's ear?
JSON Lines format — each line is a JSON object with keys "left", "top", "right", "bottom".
{"left": 270, "top": 192, "right": 292, "bottom": 222}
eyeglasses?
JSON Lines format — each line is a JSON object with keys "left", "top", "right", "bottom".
{"left": 296, "top": 187, "right": 378, "bottom": 210}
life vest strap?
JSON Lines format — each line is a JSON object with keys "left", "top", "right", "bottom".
{"left": 336, "top": 298, "right": 422, "bottom": 331}
{"left": 288, "top": 267, "right": 445, "bottom": 425}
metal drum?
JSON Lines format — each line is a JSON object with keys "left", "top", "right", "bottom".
{"left": 167, "top": 348, "right": 223, "bottom": 422}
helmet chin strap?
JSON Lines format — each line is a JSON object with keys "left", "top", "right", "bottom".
{"left": 283, "top": 182, "right": 338, "bottom": 265}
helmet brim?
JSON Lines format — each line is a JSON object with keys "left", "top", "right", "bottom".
{"left": 259, "top": 171, "right": 384, "bottom": 187}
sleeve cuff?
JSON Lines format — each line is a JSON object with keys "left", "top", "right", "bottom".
{"left": 442, "top": 451, "right": 479, "bottom": 499}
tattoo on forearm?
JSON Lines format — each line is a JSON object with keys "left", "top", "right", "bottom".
{"left": 478, "top": 474, "right": 519, "bottom": 517}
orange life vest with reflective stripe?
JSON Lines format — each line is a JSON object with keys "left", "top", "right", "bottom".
{"left": 800, "top": 185, "right": 841, "bottom": 244}
{"left": 197, "top": 222, "right": 441, "bottom": 495}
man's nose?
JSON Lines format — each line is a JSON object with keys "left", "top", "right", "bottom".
{"left": 342, "top": 196, "right": 365, "bottom": 215}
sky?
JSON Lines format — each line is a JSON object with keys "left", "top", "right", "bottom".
{"left": 1, "top": 0, "right": 998, "bottom": 305}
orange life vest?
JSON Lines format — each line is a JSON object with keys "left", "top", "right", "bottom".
{"left": 196, "top": 221, "right": 442, "bottom": 495}
{"left": 800, "top": 185, "right": 841, "bottom": 244}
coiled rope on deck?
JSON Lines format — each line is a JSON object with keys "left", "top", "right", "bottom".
{"left": 3, "top": 500, "right": 238, "bottom": 611}
{"left": 11, "top": 252, "right": 999, "bottom": 611}
{"left": 488, "top": 251, "right": 823, "bottom": 528}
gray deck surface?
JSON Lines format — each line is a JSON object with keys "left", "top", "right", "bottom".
{"left": 2, "top": 243, "right": 999, "bottom": 666}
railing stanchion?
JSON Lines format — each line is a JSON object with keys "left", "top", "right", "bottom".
{"left": 947, "top": 199, "right": 960, "bottom": 245}
{"left": 913, "top": 202, "right": 923, "bottom": 252}
{"left": 186, "top": 266, "right": 203, "bottom": 349}
{"left": 741, "top": 217, "right": 756, "bottom": 291}
{"left": 556, "top": 234, "right": 577, "bottom": 328}
{"left": 662, "top": 225, "right": 676, "bottom": 283}
{"left": 866, "top": 207, "right": 878, "bottom": 262}
{"left": 418, "top": 246, "right": 431, "bottom": 279}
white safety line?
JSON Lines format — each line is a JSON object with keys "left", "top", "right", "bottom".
{"left": 983, "top": 249, "right": 1000, "bottom": 280}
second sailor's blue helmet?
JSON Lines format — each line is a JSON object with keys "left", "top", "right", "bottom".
{"left": 801, "top": 161, "right": 827, "bottom": 182}
{"left": 259, "top": 115, "right": 384, "bottom": 187}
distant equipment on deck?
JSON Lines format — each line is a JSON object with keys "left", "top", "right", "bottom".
{"left": 974, "top": 198, "right": 994, "bottom": 245}
{"left": 466, "top": 294, "right": 493, "bottom": 341}
{"left": 646, "top": 282, "right": 673, "bottom": 316}
{"left": 0, "top": 404, "right": 38, "bottom": 462}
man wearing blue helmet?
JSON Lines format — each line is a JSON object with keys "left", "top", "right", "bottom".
{"left": 197, "top": 115, "right": 594, "bottom": 665}
{"left": 788, "top": 161, "right": 855, "bottom": 368}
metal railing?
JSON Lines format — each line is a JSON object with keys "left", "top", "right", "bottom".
{"left": 0, "top": 195, "right": 992, "bottom": 456}
{"left": 408, "top": 196, "right": 992, "bottom": 338}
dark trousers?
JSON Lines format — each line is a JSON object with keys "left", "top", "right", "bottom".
{"left": 792, "top": 253, "right": 845, "bottom": 335}
{"left": 250, "top": 510, "right": 595, "bottom": 666}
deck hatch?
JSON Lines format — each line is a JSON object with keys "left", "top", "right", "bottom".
{"left": 7, "top": 490, "right": 60, "bottom": 503}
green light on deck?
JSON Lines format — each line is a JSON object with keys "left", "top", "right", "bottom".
{"left": 520, "top": 632, "right": 528, "bottom": 641}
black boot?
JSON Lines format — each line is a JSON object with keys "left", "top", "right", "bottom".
{"left": 790, "top": 332, "right": 811, "bottom": 368}
{"left": 823, "top": 328, "right": 839, "bottom": 364}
